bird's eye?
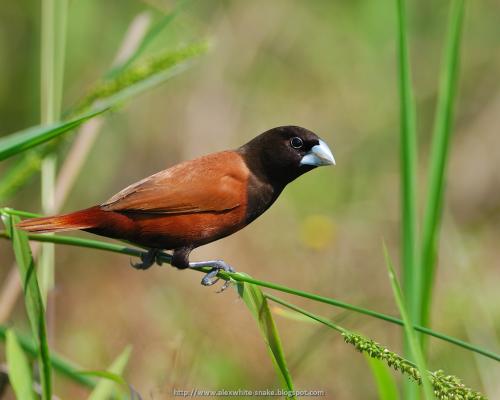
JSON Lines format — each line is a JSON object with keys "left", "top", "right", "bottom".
{"left": 290, "top": 137, "right": 303, "bottom": 149}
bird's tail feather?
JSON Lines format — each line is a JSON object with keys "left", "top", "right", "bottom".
{"left": 16, "top": 206, "right": 101, "bottom": 233}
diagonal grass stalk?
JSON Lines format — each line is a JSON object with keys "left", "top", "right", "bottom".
{"left": 266, "top": 295, "right": 486, "bottom": 400}
{"left": 420, "top": 0, "right": 466, "bottom": 329}
{"left": 0, "top": 218, "right": 497, "bottom": 363}
{"left": 0, "top": 41, "right": 208, "bottom": 202}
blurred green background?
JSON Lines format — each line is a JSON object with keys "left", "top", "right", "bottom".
{"left": 1, "top": 0, "right": 499, "bottom": 398}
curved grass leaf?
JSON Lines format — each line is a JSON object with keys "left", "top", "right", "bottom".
{"left": 6, "top": 329, "right": 36, "bottom": 400}
{"left": 88, "top": 345, "right": 132, "bottom": 400}
{"left": 237, "top": 277, "right": 295, "bottom": 397}
{"left": 8, "top": 214, "right": 52, "bottom": 400}
{"left": 0, "top": 107, "right": 108, "bottom": 162}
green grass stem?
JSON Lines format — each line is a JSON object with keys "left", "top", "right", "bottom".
{"left": 420, "top": 0, "right": 466, "bottom": 329}
{"left": 396, "top": 1, "right": 421, "bottom": 396}
{"left": 8, "top": 216, "right": 52, "bottom": 400}
{"left": 237, "top": 278, "right": 295, "bottom": 395}
{"left": 0, "top": 219, "right": 497, "bottom": 363}
{"left": 40, "top": 0, "right": 67, "bottom": 310}
{"left": 266, "top": 294, "right": 485, "bottom": 400}
{"left": 384, "top": 244, "right": 434, "bottom": 399}
{"left": 396, "top": 0, "right": 420, "bottom": 321}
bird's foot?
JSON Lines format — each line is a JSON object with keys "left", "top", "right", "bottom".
{"left": 188, "top": 260, "right": 235, "bottom": 292}
{"left": 130, "top": 248, "right": 164, "bottom": 270}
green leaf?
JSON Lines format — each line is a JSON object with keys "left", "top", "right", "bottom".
{"left": 106, "top": 0, "right": 191, "bottom": 79}
{"left": 420, "top": 0, "right": 466, "bottom": 329}
{"left": 237, "top": 277, "right": 295, "bottom": 397}
{"left": 88, "top": 345, "right": 132, "bottom": 400}
{"left": 6, "top": 329, "right": 36, "bottom": 400}
{"left": 8, "top": 214, "right": 52, "bottom": 400}
{"left": 0, "top": 106, "right": 108, "bottom": 161}
{"left": 0, "top": 41, "right": 208, "bottom": 203}
{"left": 79, "top": 370, "right": 127, "bottom": 387}
{"left": 383, "top": 244, "right": 434, "bottom": 400}
{"left": 0, "top": 325, "right": 96, "bottom": 389}
{"left": 74, "top": 41, "right": 208, "bottom": 113}
{"left": 365, "top": 356, "right": 400, "bottom": 400}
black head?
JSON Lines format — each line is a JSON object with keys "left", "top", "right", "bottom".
{"left": 239, "top": 126, "right": 335, "bottom": 186}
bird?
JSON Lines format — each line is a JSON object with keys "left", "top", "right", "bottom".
{"left": 17, "top": 126, "right": 335, "bottom": 289}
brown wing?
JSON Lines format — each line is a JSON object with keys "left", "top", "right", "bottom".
{"left": 100, "top": 151, "right": 249, "bottom": 214}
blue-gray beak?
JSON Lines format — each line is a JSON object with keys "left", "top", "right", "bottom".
{"left": 300, "top": 139, "right": 336, "bottom": 167}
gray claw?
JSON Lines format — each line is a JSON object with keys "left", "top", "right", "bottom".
{"left": 188, "top": 260, "right": 235, "bottom": 291}
{"left": 130, "top": 249, "right": 163, "bottom": 270}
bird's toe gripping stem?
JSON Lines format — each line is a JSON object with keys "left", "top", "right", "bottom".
{"left": 130, "top": 248, "right": 164, "bottom": 270}
{"left": 188, "top": 260, "right": 235, "bottom": 292}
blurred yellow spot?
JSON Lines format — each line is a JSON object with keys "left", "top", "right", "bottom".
{"left": 300, "top": 214, "right": 336, "bottom": 251}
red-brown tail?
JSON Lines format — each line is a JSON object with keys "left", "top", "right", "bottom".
{"left": 16, "top": 206, "right": 103, "bottom": 234}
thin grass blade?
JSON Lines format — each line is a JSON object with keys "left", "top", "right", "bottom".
{"left": 237, "top": 277, "right": 295, "bottom": 396}
{"left": 88, "top": 345, "right": 132, "bottom": 400}
{"left": 8, "top": 214, "right": 52, "bottom": 400}
{"left": 6, "top": 329, "right": 36, "bottom": 400}
{"left": 365, "top": 356, "right": 400, "bottom": 400}
{"left": 0, "top": 325, "right": 96, "bottom": 389}
{"left": 395, "top": 1, "right": 421, "bottom": 395}
{"left": 106, "top": 0, "right": 191, "bottom": 79}
{"left": 396, "top": 0, "right": 420, "bottom": 318}
{"left": 270, "top": 304, "right": 321, "bottom": 324}
{"left": 420, "top": 0, "right": 466, "bottom": 328}
{"left": 383, "top": 244, "right": 434, "bottom": 400}
{"left": 0, "top": 107, "right": 108, "bottom": 161}
{"left": 74, "top": 41, "right": 208, "bottom": 113}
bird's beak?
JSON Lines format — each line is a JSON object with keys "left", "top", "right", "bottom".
{"left": 300, "top": 139, "right": 336, "bottom": 167}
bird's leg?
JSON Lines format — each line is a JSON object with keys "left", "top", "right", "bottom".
{"left": 130, "top": 248, "right": 164, "bottom": 270}
{"left": 188, "top": 260, "right": 235, "bottom": 291}
{"left": 171, "top": 248, "right": 235, "bottom": 291}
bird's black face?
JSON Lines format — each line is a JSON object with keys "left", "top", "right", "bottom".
{"left": 240, "top": 126, "right": 335, "bottom": 186}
